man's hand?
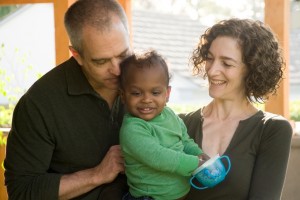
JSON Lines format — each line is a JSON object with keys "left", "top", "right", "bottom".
{"left": 92, "top": 145, "right": 125, "bottom": 184}
{"left": 59, "top": 145, "right": 125, "bottom": 200}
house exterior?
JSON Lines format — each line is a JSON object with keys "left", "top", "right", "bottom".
{"left": 132, "top": 9, "right": 300, "bottom": 104}
{"left": 0, "top": 4, "right": 299, "bottom": 106}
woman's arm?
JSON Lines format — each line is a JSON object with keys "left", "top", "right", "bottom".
{"left": 248, "top": 117, "right": 292, "bottom": 199}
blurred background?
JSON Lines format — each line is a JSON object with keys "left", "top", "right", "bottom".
{"left": 0, "top": 0, "right": 299, "bottom": 125}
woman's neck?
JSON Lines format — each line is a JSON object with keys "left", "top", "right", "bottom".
{"left": 203, "top": 99, "right": 258, "bottom": 121}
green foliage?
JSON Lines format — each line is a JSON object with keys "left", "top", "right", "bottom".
{"left": 0, "top": 5, "right": 20, "bottom": 20}
{"left": 168, "top": 103, "right": 203, "bottom": 114}
{"left": 0, "top": 130, "right": 7, "bottom": 170}
{"left": 170, "top": 101, "right": 300, "bottom": 122}
{"left": 0, "top": 104, "right": 14, "bottom": 128}
{"left": 290, "top": 100, "right": 300, "bottom": 121}
{"left": 169, "top": 102, "right": 266, "bottom": 114}
{"left": 0, "top": 43, "right": 43, "bottom": 127}
{"left": 0, "top": 130, "right": 6, "bottom": 146}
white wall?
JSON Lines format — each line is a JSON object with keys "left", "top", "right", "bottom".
{"left": 0, "top": 3, "right": 55, "bottom": 104}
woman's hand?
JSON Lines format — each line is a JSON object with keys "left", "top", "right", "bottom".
{"left": 198, "top": 153, "right": 210, "bottom": 166}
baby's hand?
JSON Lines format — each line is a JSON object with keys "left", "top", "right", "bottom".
{"left": 198, "top": 153, "right": 210, "bottom": 166}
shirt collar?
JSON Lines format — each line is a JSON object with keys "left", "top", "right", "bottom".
{"left": 65, "top": 57, "right": 96, "bottom": 96}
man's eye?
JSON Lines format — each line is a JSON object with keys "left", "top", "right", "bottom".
{"left": 119, "top": 54, "right": 128, "bottom": 60}
{"left": 118, "top": 51, "right": 131, "bottom": 60}
{"left": 95, "top": 59, "right": 109, "bottom": 65}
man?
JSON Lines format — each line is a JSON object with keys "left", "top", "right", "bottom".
{"left": 4, "top": 0, "right": 131, "bottom": 199}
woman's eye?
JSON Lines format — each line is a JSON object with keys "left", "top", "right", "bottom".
{"left": 223, "top": 62, "right": 232, "bottom": 67}
{"left": 206, "top": 57, "right": 213, "bottom": 63}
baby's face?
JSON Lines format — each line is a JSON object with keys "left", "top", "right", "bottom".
{"left": 121, "top": 65, "right": 170, "bottom": 121}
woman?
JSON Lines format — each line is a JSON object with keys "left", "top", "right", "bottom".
{"left": 180, "top": 18, "right": 293, "bottom": 199}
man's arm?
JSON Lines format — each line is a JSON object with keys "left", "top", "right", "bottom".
{"left": 59, "top": 145, "right": 124, "bottom": 200}
{"left": 5, "top": 96, "right": 125, "bottom": 200}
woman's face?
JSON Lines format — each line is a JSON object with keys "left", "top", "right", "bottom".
{"left": 205, "top": 36, "right": 248, "bottom": 101}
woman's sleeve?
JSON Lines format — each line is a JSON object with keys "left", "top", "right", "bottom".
{"left": 248, "top": 116, "right": 292, "bottom": 199}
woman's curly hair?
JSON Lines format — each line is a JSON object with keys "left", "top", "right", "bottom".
{"left": 192, "top": 18, "right": 285, "bottom": 103}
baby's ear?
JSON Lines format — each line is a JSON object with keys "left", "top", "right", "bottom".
{"left": 166, "top": 86, "right": 171, "bottom": 102}
{"left": 119, "top": 89, "right": 125, "bottom": 103}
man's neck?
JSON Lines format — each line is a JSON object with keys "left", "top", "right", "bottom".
{"left": 95, "top": 89, "right": 118, "bottom": 109}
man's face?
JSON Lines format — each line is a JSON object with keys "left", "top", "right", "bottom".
{"left": 73, "top": 19, "right": 131, "bottom": 95}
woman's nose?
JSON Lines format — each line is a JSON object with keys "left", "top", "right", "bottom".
{"left": 206, "top": 60, "right": 221, "bottom": 75}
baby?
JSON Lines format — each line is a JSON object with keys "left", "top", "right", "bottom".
{"left": 119, "top": 50, "right": 208, "bottom": 200}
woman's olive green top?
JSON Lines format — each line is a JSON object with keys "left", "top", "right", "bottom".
{"left": 179, "top": 108, "right": 292, "bottom": 200}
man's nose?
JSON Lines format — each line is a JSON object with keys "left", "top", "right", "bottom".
{"left": 109, "top": 58, "right": 121, "bottom": 76}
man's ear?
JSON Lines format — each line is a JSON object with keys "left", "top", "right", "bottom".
{"left": 166, "top": 86, "right": 171, "bottom": 102}
{"left": 69, "top": 46, "right": 83, "bottom": 66}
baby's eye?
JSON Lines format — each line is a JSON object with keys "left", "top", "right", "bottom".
{"left": 130, "top": 92, "right": 141, "bottom": 96}
{"left": 152, "top": 91, "right": 161, "bottom": 96}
